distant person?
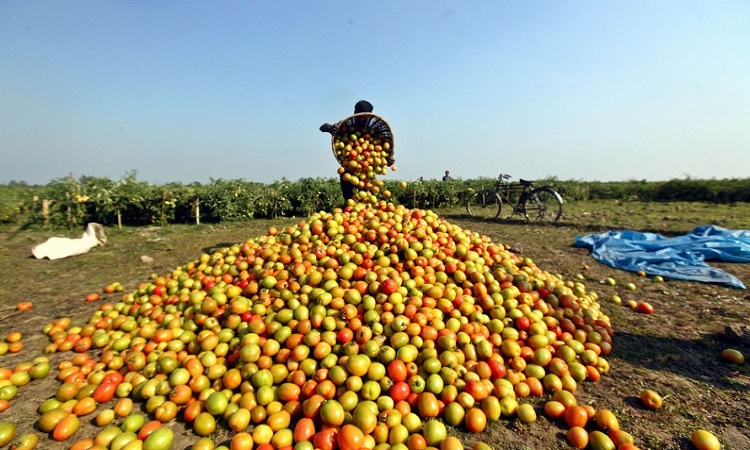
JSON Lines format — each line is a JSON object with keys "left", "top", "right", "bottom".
{"left": 320, "top": 100, "right": 395, "bottom": 203}
{"left": 442, "top": 170, "right": 452, "bottom": 181}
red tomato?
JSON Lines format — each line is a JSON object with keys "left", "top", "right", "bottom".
{"left": 138, "top": 420, "right": 163, "bottom": 440}
{"left": 92, "top": 382, "right": 117, "bottom": 403}
{"left": 390, "top": 381, "right": 411, "bottom": 402}
{"left": 636, "top": 302, "right": 654, "bottom": 314}
{"left": 101, "top": 372, "right": 124, "bottom": 386}
{"left": 388, "top": 360, "right": 408, "bottom": 383}
{"left": 565, "top": 405, "right": 589, "bottom": 428}
{"left": 313, "top": 428, "right": 337, "bottom": 450}
{"left": 294, "top": 418, "right": 316, "bottom": 443}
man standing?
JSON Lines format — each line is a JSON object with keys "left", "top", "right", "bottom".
{"left": 442, "top": 170, "right": 452, "bottom": 181}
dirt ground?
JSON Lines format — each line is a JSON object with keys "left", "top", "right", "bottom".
{"left": 0, "top": 200, "right": 748, "bottom": 450}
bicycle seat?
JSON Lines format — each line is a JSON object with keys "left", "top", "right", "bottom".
{"left": 519, "top": 179, "right": 534, "bottom": 186}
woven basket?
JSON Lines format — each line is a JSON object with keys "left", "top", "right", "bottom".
{"left": 330, "top": 113, "right": 394, "bottom": 166}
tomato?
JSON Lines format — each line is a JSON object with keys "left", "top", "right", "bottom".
{"left": 464, "top": 407, "right": 487, "bottom": 432}
{"left": 608, "top": 429, "right": 635, "bottom": 447}
{"left": 92, "top": 382, "right": 117, "bottom": 403}
{"left": 278, "top": 383, "right": 301, "bottom": 402}
{"left": 543, "top": 400, "right": 566, "bottom": 419}
{"left": 122, "top": 413, "right": 147, "bottom": 433}
{"left": 691, "top": 429, "right": 721, "bottom": 450}
{"left": 16, "top": 302, "right": 33, "bottom": 311}
{"left": 52, "top": 414, "right": 80, "bottom": 441}
{"left": 143, "top": 426, "right": 174, "bottom": 450}
{"left": 313, "top": 428, "right": 337, "bottom": 450}
{"left": 101, "top": 371, "right": 124, "bottom": 385}
{"left": 294, "top": 417, "right": 317, "bottom": 443}
{"left": 38, "top": 408, "right": 70, "bottom": 432}
{"left": 110, "top": 431, "right": 138, "bottom": 450}
{"left": 442, "top": 401, "right": 465, "bottom": 427}
{"left": 594, "top": 409, "right": 620, "bottom": 431}
{"left": 464, "top": 380, "right": 489, "bottom": 401}
{"left": 337, "top": 424, "right": 365, "bottom": 450}
{"left": 566, "top": 426, "right": 588, "bottom": 449}
{"left": 225, "top": 408, "right": 249, "bottom": 432}
{"left": 721, "top": 348, "right": 745, "bottom": 364}
{"left": 72, "top": 396, "right": 97, "bottom": 416}
{"left": 635, "top": 302, "right": 654, "bottom": 314}
{"left": 639, "top": 389, "right": 663, "bottom": 410}
{"left": 390, "top": 381, "right": 410, "bottom": 402}
{"left": 0, "top": 422, "right": 15, "bottom": 447}
{"left": 387, "top": 360, "right": 408, "bottom": 383}
{"left": 320, "top": 399, "right": 345, "bottom": 427}
{"left": 267, "top": 410, "right": 291, "bottom": 432}
{"left": 588, "top": 430, "right": 615, "bottom": 450}
{"left": 480, "top": 395, "right": 501, "bottom": 422}
{"left": 417, "top": 392, "right": 440, "bottom": 418}
{"left": 618, "top": 445, "right": 642, "bottom": 450}
{"left": 93, "top": 425, "right": 122, "bottom": 448}
{"left": 231, "top": 432, "right": 254, "bottom": 450}
{"left": 192, "top": 437, "right": 216, "bottom": 450}
{"left": 205, "top": 391, "right": 229, "bottom": 416}
{"left": 440, "top": 436, "right": 463, "bottom": 450}
{"left": 565, "top": 405, "right": 589, "bottom": 428}
{"left": 346, "top": 354, "right": 371, "bottom": 377}
{"left": 138, "top": 420, "right": 163, "bottom": 441}
{"left": 407, "top": 433, "right": 427, "bottom": 450}
{"left": 11, "top": 432, "right": 39, "bottom": 450}
{"left": 554, "top": 389, "right": 577, "bottom": 409}
{"left": 193, "top": 412, "right": 216, "bottom": 437}
{"left": 517, "top": 403, "right": 537, "bottom": 423}
{"left": 423, "top": 419, "right": 447, "bottom": 446}
{"left": 154, "top": 400, "right": 179, "bottom": 423}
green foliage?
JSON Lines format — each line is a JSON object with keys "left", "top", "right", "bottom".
{"left": 2, "top": 174, "right": 749, "bottom": 229}
{"left": 0, "top": 184, "right": 34, "bottom": 224}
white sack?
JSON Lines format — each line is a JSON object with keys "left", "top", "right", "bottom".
{"left": 32, "top": 223, "right": 107, "bottom": 260}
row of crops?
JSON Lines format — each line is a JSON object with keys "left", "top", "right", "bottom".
{"left": 2, "top": 173, "right": 750, "bottom": 229}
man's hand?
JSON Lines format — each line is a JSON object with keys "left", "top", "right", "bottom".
{"left": 319, "top": 123, "right": 336, "bottom": 134}
{"left": 386, "top": 156, "right": 395, "bottom": 166}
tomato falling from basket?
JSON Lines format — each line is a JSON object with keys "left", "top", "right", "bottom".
{"left": 331, "top": 113, "right": 395, "bottom": 204}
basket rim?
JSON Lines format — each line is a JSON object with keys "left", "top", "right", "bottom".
{"left": 330, "top": 113, "right": 394, "bottom": 166}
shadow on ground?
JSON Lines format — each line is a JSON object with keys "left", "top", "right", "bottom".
{"left": 612, "top": 330, "right": 750, "bottom": 391}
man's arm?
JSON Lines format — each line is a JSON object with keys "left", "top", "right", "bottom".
{"left": 320, "top": 123, "right": 337, "bottom": 134}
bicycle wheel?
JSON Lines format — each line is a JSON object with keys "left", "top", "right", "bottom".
{"left": 523, "top": 187, "right": 563, "bottom": 221}
{"left": 466, "top": 190, "right": 503, "bottom": 220}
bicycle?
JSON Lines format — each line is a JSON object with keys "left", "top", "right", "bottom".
{"left": 466, "top": 174, "right": 563, "bottom": 221}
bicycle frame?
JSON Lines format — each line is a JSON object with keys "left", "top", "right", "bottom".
{"left": 495, "top": 176, "right": 534, "bottom": 215}
{"left": 466, "top": 173, "right": 563, "bottom": 222}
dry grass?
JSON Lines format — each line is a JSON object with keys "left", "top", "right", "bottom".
{"left": 0, "top": 201, "right": 748, "bottom": 450}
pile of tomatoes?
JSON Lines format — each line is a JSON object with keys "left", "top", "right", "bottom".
{"left": 7, "top": 200, "right": 650, "bottom": 450}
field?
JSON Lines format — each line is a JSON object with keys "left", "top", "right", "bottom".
{"left": 1, "top": 200, "right": 749, "bottom": 449}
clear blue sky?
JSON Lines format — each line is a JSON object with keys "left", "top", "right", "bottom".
{"left": 2, "top": 1, "right": 749, "bottom": 186}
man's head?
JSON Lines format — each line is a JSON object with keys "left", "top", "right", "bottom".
{"left": 354, "top": 100, "right": 373, "bottom": 114}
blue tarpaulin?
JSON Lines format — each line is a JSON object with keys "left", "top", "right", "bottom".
{"left": 574, "top": 225, "right": 750, "bottom": 289}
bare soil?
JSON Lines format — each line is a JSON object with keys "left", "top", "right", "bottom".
{"left": 1, "top": 201, "right": 748, "bottom": 450}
